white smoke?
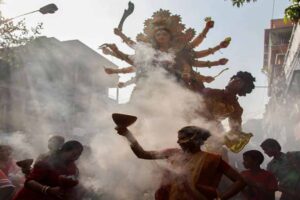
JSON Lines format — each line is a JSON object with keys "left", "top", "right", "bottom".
{"left": 0, "top": 41, "right": 224, "bottom": 199}
{"left": 82, "top": 43, "right": 226, "bottom": 199}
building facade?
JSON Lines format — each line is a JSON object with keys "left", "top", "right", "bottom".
{"left": 263, "top": 19, "right": 300, "bottom": 149}
{"left": 0, "top": 37, "right": 118, "bottom": 137}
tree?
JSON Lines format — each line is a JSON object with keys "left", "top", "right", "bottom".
{"left": 229, "top": 0, "right": 300, "bottom": 23}
{"left": 0, "top": 2, "right": 43, "bottom": 66}
{"left": 230, "top": 0, "right": 257, "bottom": 8}
{"left": 0, "top": 18, "right": 43, "bottom": 64}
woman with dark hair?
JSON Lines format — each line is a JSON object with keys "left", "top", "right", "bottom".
{"left": 13, "top": 140, "right": 83, "bottom": 200}
{"left": 200, "top": 71, "right": 256, "bottom": 153}
{"left": 115, "top": 125, "right": 245, "bottom": 200}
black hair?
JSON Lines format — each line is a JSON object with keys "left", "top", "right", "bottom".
{"left": 230, "top": 71, "right": 256, "bottom": 96}
{"left": 60, "top": 140, "right": 83, "bottom": 153}
{"left": 178, "top": 126, "right": 211, "bottom": 145}
{"left": 260, "top": 138, "right": 281, "bottom": 151}
{"left": 243, "top": 150, "right": 264, "bottom": 165}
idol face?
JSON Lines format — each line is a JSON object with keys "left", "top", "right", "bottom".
{"left": 154, "top": 29, "right": 171, "bottom": 47}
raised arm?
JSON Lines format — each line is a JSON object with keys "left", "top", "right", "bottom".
{"left": 193, "top": 58, "right": 228, "bottom": 68}
{"left": 115, "top": 127, "right": 170, "bottom": 160}
{"left": 193, "top": 71, "right": 215, "bottom": 83}
{"left": 189, "top": 18, "right": 214, "bottom": 49}
{"left": 194, "top": 38, "right": 231, "bottom": 58}
{"left": 104, "top": 66, "right": 135, "bottom": 75}
{"left": 100, "top": 43, "right": 134, "bottom": 65}
{"left": 114, "top": 28, "right": 136, "bottom": 49}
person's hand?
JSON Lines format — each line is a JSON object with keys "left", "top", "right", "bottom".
{"left": 115, "top": 126, "right": 129, "bottom": 136}
{"left": 204, "top": 76, "right": 215, "bottom": 83}
{"left": 104, "top": 68, "right": 115, "bottom": 74}
{"left": 48, "top": 187, "right": 64, "bottom": 199}
{"left": 219, "top": 58, "right": 228, "bottom": 65}
{"left": 114, "top": 28, "right": 122, "bottom": 36}
{"left": 118, "top": 82, "right": 125, "bottom": 88}
{"left": 206, "top": 20, "right": 214, "bottom": 28}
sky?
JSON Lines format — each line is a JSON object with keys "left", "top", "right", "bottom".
{"left": 0, "top": 0, "right": 291, "bottom": 120}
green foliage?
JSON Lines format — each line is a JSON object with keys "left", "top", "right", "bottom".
{"left": 231, "top": 0, "right": 257, "bottom": 8}
{"left": 284, "top": 1, "right": 300, "bottom": 23}
{"left": 0, "top": 15, "right": 43, "bottom": 66}
{"left": 229, "top": 0, "right": 300, "bottom": 24}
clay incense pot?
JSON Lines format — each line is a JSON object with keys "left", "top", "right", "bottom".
{"left": 16, "top": 159, "right": 34, "bottom": 169}
{"left": 112, "top": 113, "right": 137, "bottom": 128}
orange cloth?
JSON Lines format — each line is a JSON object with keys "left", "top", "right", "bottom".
{"left": 156, "top": 150, "right": 230, "bottom": 200}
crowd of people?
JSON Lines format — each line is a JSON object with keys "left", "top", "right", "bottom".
{"left": 0, "top": 136, "right": 86, "bottom": 200}
{"left": 0, "top": 126, "right": 299, "bottom": 200}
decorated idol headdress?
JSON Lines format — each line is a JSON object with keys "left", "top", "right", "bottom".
{"left": 136, "top": 9, "right": 196, "bottom": 49}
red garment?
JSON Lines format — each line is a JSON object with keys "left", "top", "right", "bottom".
{"left": 13, "top": 157, "right": 79, "bottom": 200}
{"left": 1, "top": 159, "right": 24, "bottom": 193}
{"left": 1, "top": 159, "right": 18, "bottom": 177}
{"left": 0, "top": 169, "right": 15, "bottom": 200}
{"left": 241, "top": 169, "right": 278, "bottom": 200}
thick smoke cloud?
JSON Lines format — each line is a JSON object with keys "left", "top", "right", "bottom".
{"left": 1, "top": 41, "right": 224, "bottom": 199}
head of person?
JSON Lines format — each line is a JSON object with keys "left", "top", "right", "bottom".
{"left": 153, "top": 27, "right": 172, "bottom": 48}
{"left": 48, "top": 135, "right": 65, "bottom": 152}
{"left": 225, "top": 71, "right": 255, "bottom": 96}
{"left": 243, "top": 150, "right": 264, "bottom": 169}
{"left": 260, "top": 138, "right": 281, "bottom": 157}
{"left": 0, "top": 145, "right": 12, "bottom": 162}
{"left": 177, "top": 126, "right": 211, "bottom": 153}
{"left": 59, "top": 140, "right": 83, "bottom": 163}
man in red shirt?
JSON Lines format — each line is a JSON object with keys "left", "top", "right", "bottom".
{"left": 241, "top": 150, "right": 278, "bottom": 200}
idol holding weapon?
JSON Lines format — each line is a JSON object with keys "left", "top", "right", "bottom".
{"left": 100, "top": 3, "right": 231, "bottom": 91}
{"left": 102, "top": 2, "right": 255, "bottom": 153}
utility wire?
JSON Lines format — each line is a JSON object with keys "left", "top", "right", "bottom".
{"left": 271, "top": 0, "right": 276, "bottom": 19}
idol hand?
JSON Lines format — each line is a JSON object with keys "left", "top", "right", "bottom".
{"left": 118, "top": 82, "right": 125, "bottom": 88}
{"left": 205, "top": 20, "right": 214, "bottom": 28}
{"left": 204, "top": 76, "right": 215, "bottom": 83}
{"left": 114, "top": 28, "right": 122, "bottom": 36}
{"left": 104, "top": 67, "right": 116, "bottom": 74}
{"left": 219, "top": 58, "right": 228, "bottom": 65}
